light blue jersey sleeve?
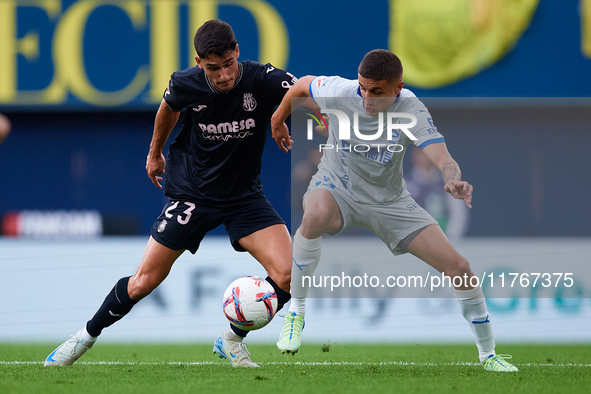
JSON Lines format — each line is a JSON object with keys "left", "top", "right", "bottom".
{"left": 309, "top": 76, "right": 359, "bottom": 108}
{"left": 398, "top": 89, "right": 445, "bottom": 149}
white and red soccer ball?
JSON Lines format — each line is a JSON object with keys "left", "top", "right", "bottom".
{"left": 223, "top": 276, "right": 278, "bottom": 331}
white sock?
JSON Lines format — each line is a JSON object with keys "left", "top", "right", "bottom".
{"left": 288, "top": 228, "right": 322, "bottom": 317}
{"left": 223, "top": 328, "right": 243, "bottom": 342}
{"left": 454, "top": 287, "right": 495, "bottom": 362}
{"left": 289, "top": 297, "right": 306, "bottom": 316}
{"left": 81, "top": 326, "right": 98, "bottom": 343}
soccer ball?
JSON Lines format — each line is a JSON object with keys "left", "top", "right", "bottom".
{"left": 222, "top": 276, "right": 278, "bottom": 331}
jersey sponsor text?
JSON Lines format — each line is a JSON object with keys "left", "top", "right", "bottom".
{"left": 198, "top": 118, "right": 256, "bottom": 141}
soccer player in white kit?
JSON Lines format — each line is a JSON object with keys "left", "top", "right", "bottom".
{"left": 270, "top": 49, "right": 517, "bottom": 372}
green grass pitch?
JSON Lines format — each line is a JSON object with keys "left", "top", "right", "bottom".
{"left": 1, "top": 343, "right": 589, "bottom": 394}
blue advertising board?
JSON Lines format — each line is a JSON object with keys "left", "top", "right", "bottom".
{"left": 1, "top": 0, "right": 590, "bottom": 110}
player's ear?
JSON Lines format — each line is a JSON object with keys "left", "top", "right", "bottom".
{"left": 234, "top": 43, "right": 240, "bottom": 58}
{"left": 397, "top": 80, "right": 404, "bottom": 93}
{"left": 195, "top": 56, "right": 202, "bottom": 68}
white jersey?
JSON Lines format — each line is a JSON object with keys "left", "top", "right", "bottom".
{"left": 310, "top": 76, "right": 444, "bottom": 204}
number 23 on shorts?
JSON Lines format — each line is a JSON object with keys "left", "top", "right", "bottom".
{"left": 164, "top": 201, "right": 196, "bottom": 225}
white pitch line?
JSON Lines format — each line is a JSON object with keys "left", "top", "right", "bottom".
{"left": 1, "top": 361, "right": 590, "bottom": 367}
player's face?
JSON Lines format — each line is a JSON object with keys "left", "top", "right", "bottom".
{"left": 358, "top": 75, "right": 404, "bottom": 116}
{"left": 196, "top": 45, "right": 240, "bottom": 92}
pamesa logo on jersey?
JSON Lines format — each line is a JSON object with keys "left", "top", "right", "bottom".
{"left": 198, "top": 118, "right": 256, "bottom": 141}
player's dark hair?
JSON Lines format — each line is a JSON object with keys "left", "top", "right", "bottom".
{"left": 358, "top": 49, "right": 403, "bottom": 82}
{"left": 194, "top": 20, "right": 237, "bottom": 59}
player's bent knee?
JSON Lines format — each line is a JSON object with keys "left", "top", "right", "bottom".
{"left": 446, "top": 258, "right": 472, "bottom": 279}
{"left": 128, "top": 276, "right": 158, "bottom": 300}
{"left": 269, "top": 271, "right": 290, "bottom": 292}
{"left": 301, "top": 208, "right": 328, "bottom": 227}
{"left": 301, "top": 207, "right": 335, "bottom": 236}
{"left": 457, "top": 258, "right": 472, "bottom": 275}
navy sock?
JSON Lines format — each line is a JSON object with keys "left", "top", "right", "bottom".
{"left": 266, "top": 276, "right": 291, "bottom": 311}
{"left": 86, "top": 276, "right": 138, "bottom": 337}
{"left": 230, "top": 324, "right": 249, "bottom": 337}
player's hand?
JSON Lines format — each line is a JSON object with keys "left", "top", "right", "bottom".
{"left": 315, "top": 114, "right": 329, "bottom": 137}
{"left": 146, "top": 152, "right": 166, "bottom": 189}
{"left": 271, "top": 120, "right": 293, "bottom": 153}
{"left": 444, "top": 180, "right": 473, "bottom": 209}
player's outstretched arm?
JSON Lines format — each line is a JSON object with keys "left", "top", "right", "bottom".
{"left": 271, "top": 75, "right": 316, "bottom": 152}
{"left": 0, "top": 113, "right": 11, "bottom": 144}
{"left": 422, "top": 142, "right": 473, "bottom": 209}
{"left": 146, "top": 100, "right": 180, "bottom": 189}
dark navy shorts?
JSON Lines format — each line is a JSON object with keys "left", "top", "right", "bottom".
{"left": 150, "top": 193, "right": 285, "bottom": 253}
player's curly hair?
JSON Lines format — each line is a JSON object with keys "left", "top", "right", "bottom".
{"left": 358, "top": 49, "right": 403, "bottom": 82}
{"left": 194, "top": 20, "right": 237, "bottom": 59}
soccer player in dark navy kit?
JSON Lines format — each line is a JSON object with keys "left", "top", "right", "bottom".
{"left": 45, "top": 20, "right": 294, "bottom": 368}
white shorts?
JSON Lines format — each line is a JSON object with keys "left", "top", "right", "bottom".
{"left": 305, "top": 172, "right": 438, "bottom": 255}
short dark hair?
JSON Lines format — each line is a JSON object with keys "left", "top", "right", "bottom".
{"left": 194, "top": 20, "right": 237, "bottom": 59}
{"left": 358, "top": 49, "right": 403, "bottom": 82}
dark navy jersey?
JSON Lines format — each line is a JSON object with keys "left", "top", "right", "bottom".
{"left": 162, "top": 60, "right": 296, "bottom": 201}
